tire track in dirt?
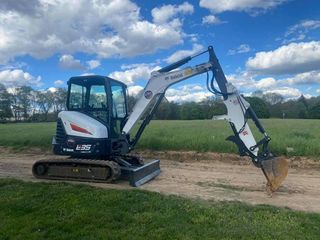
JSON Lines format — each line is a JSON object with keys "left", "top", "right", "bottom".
{"left": 0, "top": 151, "right": 319, "bottom": 213}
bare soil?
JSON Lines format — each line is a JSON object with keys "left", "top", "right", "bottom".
{"left": 1, "top": 150, "right": 320, "bottom": 213}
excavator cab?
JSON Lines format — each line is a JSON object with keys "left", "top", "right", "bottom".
{"left": 67, "top": 75, "right": 128, "bottom": 137}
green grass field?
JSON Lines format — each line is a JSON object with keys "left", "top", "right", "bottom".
{"left": 0, "top": 119, "right": 319, "bottom": 157}
{"left": 1, "top": 179, "right": 319, "bottom": 240}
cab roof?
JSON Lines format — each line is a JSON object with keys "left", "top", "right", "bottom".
{"left": 67, "top": 75, "right": 126, "bottom": 87}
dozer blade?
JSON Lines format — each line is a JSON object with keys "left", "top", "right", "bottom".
{"left": 120, "top": 159, "right": 160, "bottom": 187}
{"left": 261, "top": 157, "right": 289, "bottom": 192}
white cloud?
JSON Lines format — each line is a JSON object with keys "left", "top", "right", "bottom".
{"left": 59, "top": 55, "right": 85, "bottom": 70}
{"left": 199, "top": 0, "right": 286, "bottom": 14}
{"left": 165, "top": 84, "right": 211, "bottom": 102}
{"left": 151, "top": 2, "right": 194, "bottom": 24}
{"left": 184, "top": 85, "right": 204, "bottom": 91}
{"left": 202, "top": 15, "right": 223, "bottom": 25}
{"left": 264, "top": 87, "right": 302, "bottom": 99}
{"left": 128, "top": 85, "right": 144, "bottom": 96}
{"left": 86, "top": 60, "right": 100, "bottom": 70}
{"left": 304, "top": 94, "right": 313, "bottom": 99}
{"left": 80, "top": 72, "right": 95, "bottom": 76}
{"left": 225, "top": 70, "right": 313, "bottom": 99}
{"left": 0, "top": 61, "right": 28, "bottom": 71}
{"left": 282, "top": 34, "right": 306, "bottom": 44}
{"left": 228, "top": 44, "right": 251, "bottom": 55}
{"left": 226, "top": 71, "right": 256, "bottom": 89}
{"left": 108, "top": 63, "right": 159, "bottom": 85}
{"left": 280, "top": 19, "right": 320, "bottom": 44}
{"left": 254, "top": 77, "right": 277, "bottom": 90}
{"left": 317, "top": 89, "right": 320, "bottom": 94}
{"left": 165, "top": 44, "right": 203, "bottom": 63}
{"left": 0, "top": 0, "right": 187, "bottom": 64}
{"left": 282, "top": 70, "right": 320, "bottom": 85}
{"left": 54, "top": 80, "right": 64, "bottom": 86}
{"left": 285, "top": 19, "right": 320, "bottom": 37}
{"left": 59, "top": 56, "right": 100, "bottom": 71}
{"left": 95, "top": 20, "right": 183, "bottom": 58}
{"left": 246, "top": 41, "right": 320, "bottom": 74}
{"left": 227, "top": 70, "right": 284, "bottom": 92}
{"left": 0, "top": 69, "right": 42, "bottom": 87}
{"left": 0, "top": 0, "right": 41, "bottom": 15}
{"left": 188, "top": 34, "right": 199, "bottom": 43}
{"left": 47, "top": 87, "right": 58, "bottom": 93}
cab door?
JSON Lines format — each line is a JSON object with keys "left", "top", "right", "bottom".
{"left": 110, "top": 80, "right": 128, "bottom": 137}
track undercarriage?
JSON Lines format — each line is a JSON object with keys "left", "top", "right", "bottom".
{"left": 32, "top": 155, "right": 160, "bottom": 187}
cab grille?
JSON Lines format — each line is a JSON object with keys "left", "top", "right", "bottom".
{"left": 55, "top": 118, "right": 66, "bottom": 143}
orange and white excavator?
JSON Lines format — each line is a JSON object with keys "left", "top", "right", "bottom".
{"left": 32, "top": 46, "right": 288, "bottom": 191}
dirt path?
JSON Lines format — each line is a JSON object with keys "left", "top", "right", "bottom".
{"left": 0, "top": 151, "right": 320, "bottom": 213}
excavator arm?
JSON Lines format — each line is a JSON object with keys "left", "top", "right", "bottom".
{"left": 122, "top": 46, "right": 288, "bottom": 192}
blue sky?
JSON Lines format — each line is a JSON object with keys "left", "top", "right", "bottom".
{"left": 0, "top": 0, "right": 319, "bottom": 102}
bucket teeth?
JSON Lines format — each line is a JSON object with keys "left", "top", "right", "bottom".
{"left": 261, "top": 157, "right": 289, "bottom": 192}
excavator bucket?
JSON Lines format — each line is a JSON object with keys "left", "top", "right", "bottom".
{"left": 261, "top": 157, "right": 289, "bottom": 192}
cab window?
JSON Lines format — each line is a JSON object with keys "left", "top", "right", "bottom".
{"left": 111, "top": 82, "right": 126, "bottom": 118}
{"left": 88, "top": 85, "right": 107, "bottom": 109}
{"left": 88, "top": 85, "right": 108, "bottom": 123}
{"left": 69, "top": 84, "right": 86, "bottom": 109}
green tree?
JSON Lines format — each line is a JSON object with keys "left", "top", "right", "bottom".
{"left": 269, "top": 100, "right": 307, "bottom": 119}
{"left": 155, "top": 99, "right": 180, "bottom": 120}
{"left": 15, "top": 86, "right": 33, "bottom": 119}
{"left": 308, "top": 104, "right": 320, "bottom": 119}
{"left": 127, "top": 95, "right": 137, "bottom": 113}
{"left": 262, "top": 92, "right": 284, "bottom": 105}
{"left": 180, "top": 102, "right": 202, "bottom": 120}
{"left": 35, "top": 90, "right": 54, "bottom": 121}
{"left": 297, "top": 95, "right": 309, "bottom": 118}
{"left": 0, "top": 84, "right": 13, "bottom": 120}
{"left": 167, "top": 102, "right": 180, "bottom": 119}
{"left": 245, "top": 97, "right": 270, "bottom": 118}
{"left": 212, "top": 101, "right": 227, "bottom": 116}
{"left": 52, "top": 88, "right": 67, "bottom": 113}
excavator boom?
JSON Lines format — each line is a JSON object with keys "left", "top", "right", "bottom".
{"left": 123, "top": 46, "right": 288, "bottom": 191}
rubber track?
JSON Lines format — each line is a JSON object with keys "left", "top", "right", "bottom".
{"left": 32, "top": 158, "right": 121, "bottom": 183}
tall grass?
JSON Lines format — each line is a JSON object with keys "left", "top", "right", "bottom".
{"left": 0, "top": 119, "right": 319, "bottom": 157}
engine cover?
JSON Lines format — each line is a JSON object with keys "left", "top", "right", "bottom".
{"left": 58, "top": 111, "right": 108, "bottom": 139}
{"left": 53, "top": 111, "right": 110, "bottom": 157}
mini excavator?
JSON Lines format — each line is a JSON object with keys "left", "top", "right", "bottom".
{"left": 33, "top": 46, "right": 288, "bottom": 191}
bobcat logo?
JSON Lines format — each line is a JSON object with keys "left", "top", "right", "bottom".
{"left": 144, "top": 90, "right": 153, "bottom": 99}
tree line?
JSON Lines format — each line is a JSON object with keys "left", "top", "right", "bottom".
{"left": 1, "top": 84, "right": 320, "bottom": 122}
{"left": 131, "top": 90, "right": 320, "bottom": 120}
{"left": 0, "top": 83, "right": 66, "bottom": 122}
